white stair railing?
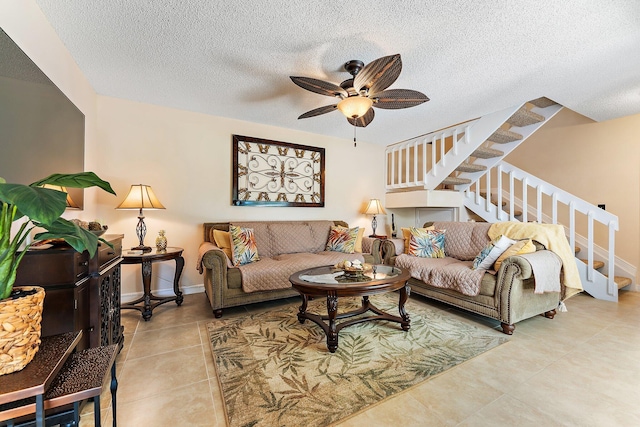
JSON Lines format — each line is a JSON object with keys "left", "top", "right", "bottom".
{"left": 464, "top": 161, "right": 620, "bottom": 301}
{"left": 385, "top": 120, "right": 479, "bottom": 191}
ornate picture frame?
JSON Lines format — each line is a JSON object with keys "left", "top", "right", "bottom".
{"left": 232, "top": 135, "right": 325, "bottom": 207}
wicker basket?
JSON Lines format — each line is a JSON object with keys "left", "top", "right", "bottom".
{"left": 0, "top": 286, "right": 45, "bottom": 375}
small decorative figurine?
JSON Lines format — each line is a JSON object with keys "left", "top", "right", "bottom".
{"left": 156, "top": 230, "right": 167, "bottom": 251}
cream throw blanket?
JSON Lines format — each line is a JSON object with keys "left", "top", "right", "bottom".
{"left": 488, "top": 222, "right": 582, "bottom": 300}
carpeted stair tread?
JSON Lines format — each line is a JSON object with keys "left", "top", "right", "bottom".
{"left": 580, "top": 259, "right": 605, "bottom": 270}
{"left": 574, "top": 246, "right": 581, "bottom": 254}
{"left": 602, "top": 274, "right": 633, "bottom": 289}
{"left": 487, "top": 128, "right": 523, "bottom": 144}
{"left": 456, "top": 163, "right": 487, "bottom": 173}
{"left": 507, "top": 107, "right": 545, "bottom": 127}
{"left": 614, "top": 276, "right": 632, "bottom": 289}
{"left": 529, "top": 97, "right": 557, "bottom": 108}
{"left": 442, "top": 176, "right": 472, "bottom": 186}
{"left": 472, "top": 146, "right": 504, "bottom": 159}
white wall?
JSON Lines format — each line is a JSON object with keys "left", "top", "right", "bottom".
{"left": 94, "top": 96, "right": 386, "bottom": 298}
{"left": 1, "top": 2, "right": 387, "bottom": 300}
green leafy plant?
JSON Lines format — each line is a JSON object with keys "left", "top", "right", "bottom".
{"left": 0, "top": 172, "right": 116, "bottom": 300}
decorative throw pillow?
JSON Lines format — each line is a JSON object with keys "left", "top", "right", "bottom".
{"left": 229, "top": 225, "right": 260, "bottom": 266}
{"left": 402, "top": 226, "right": 434, "bottom": 254}
{"left": 213, "top": 229, "right": 233, "bottom": 260}
{"left": 407, "top": 227, "right": 445, "bottom": 258}
{"left": 493, "top": 238, "right": 536, "bottom": 270}
{"left": 472, "top": 235, "right": 516, "bottom": 270}
{"left": 326, "top": 226, "right": 359, "bottom": 254}
{"left": 354, "top": 227, "right": 366, "bottom": 253}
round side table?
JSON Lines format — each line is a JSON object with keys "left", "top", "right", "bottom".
{"left": 121, "top": 247, "right": 184, "bottom": 320}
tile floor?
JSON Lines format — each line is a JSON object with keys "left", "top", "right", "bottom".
{"left": 78, "top": 290, "right": 640, "bottom": 426}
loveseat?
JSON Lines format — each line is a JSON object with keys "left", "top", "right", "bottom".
{"left": 382, "top": 221, "right": 564, "bottom": 334}
{"left": 198, "top": 220, "right": 382, "bottom": 317}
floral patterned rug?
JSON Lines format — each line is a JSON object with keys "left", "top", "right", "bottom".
{"left": 207, "top": 293, "right": 508, "bottom": 427}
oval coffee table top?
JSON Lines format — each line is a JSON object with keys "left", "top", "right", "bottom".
{"left": 289, "top": 264, "right": 409, "bottom": 296}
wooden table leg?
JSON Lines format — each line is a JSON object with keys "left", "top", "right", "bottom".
{"left": 173, "top": 256, "right": 184, "bottom": 306}
{"left": 297, "top": 294, "right": 309, "bottom": 324}
{"left": 326, "top": 292, "right": 338, "bottom": 353}
{"left": 398, "top": 283, "right": 411, "bottom": 331}
{"left": 141, "top": 259, "right": 153, "bottom": 321}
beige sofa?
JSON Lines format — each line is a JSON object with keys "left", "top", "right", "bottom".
{"left": 382, "top": 221, "right": 562, "bottom": 334}
{"left": 199, "top": 220, "right": 382, "bottom": 318}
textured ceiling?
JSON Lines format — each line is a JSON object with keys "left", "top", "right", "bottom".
{"left": 33, "top": 0, "right": 640, "bottom": 145}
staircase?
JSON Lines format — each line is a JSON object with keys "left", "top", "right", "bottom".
{"left": 385, "top": 97, "right": 633, "bottom": 302}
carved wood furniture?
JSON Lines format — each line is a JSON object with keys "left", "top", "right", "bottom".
{"left": 121, "top": 247, "right": 184, "bottom": 321}
{"left": 289, "top": 265, "right": 411, "bottom": 353}
{"left": 15, "top": 235, "right": 124, "bottom": 350}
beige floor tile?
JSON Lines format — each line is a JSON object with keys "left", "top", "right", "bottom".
{"left": 457, "top": 394, "right": 560, "bottom": 426}
{"left": 408, "top": 363, "right": 505, "bottom": 425}
{"left": 334, "top": 393, "right": 445, "bottom": 427}
{"left": 103, "top": 380, "right": 218, "bottom": 426}
{"left": 126, "top": 322, "right": 202, "bottom": 359}
{"left": 72, "top": 290, "right": 640, "bottom": 426}
{"left": 117, "top": 345, "right": 208, "bottom": 403}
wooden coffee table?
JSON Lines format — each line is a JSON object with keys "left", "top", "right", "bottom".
{"left": 289, "top": 265, "right": 411, "bottom": 353}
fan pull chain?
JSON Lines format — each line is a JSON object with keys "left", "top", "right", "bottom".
{"left": 353, "top": 125, "right": 357, "bottom": 147}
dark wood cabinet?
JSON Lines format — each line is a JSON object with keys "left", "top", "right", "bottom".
{"left": 15, "top": 234, "right": 124, "bottom": 350}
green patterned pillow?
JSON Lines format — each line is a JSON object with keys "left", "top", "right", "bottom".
{"left": 408, "top": 227, "right": 445, "bottom": 258}
{"left": 326, "top": 226, "right": 359, "bottom": 254}
{"left": 229, "top": 225, "right": 260, "bottom": 266}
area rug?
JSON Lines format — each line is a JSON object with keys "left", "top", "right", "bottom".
{"left": 207, "top": 293, "right": 508, "bottom": 427}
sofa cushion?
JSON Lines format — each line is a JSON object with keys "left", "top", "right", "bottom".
{"left": 213, "top": 229, "right": 233, "bottom": 260}
{"left": 269, "top": 222, "right": 316, "bottom": 255}
{"left": 402, "top": 226, "right": 434, "bottom": 254}
{"left": 433, "top": 221, "right": 492, "bottom": 260}
{"left": 232, "top": 222, "right": 273, "bottom": 258}
{"left": 494, "top": 238, "right": 536, "bottom": 270}
{"left": 473, "top": 235, "right": 516, "bottom": 270}
{"left": 326, "top": 226, "right": 359, "bottom": 253}
{"left": 354, "top": 227, "right": 365, "bottom": 253}
{"left": 237, "top": 252, "right": 365, "bottom": 293}
{"left": 408, "top": 227, "right": 445, "bottom": 258}
{"left": 307, "top": 221, "right": 336, "bottom": 253}
{"left": 229, "top": 225, "right": 260, "bottom": 266}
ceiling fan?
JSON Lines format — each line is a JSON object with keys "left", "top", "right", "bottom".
{"left": 290, "top": 54, "right": 429, "bottom": 128}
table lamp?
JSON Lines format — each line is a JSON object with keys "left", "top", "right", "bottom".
{"left": 116, "top": 184, "right": 165, "bottom": 252}
{"left": 364, "top": 198, "right": 386, "bottom": 237}
{"left": 41, "top": 184, "right": 80, "bottom": 209}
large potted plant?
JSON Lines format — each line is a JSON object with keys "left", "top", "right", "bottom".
{"left": 0, "top": 172, "right": 115, "bottom": 374}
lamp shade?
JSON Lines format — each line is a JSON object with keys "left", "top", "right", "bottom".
{"left": 364, "top": 199, "right": 386, "bottom": 216}
{"left": 337, "top": 96, "right": 373, "bottom": 118}
{"left": 41, "top": 184, "right": 80, "bottom": 209}
{"left": 116, "top": 184, "right": 165, "bottom": 210}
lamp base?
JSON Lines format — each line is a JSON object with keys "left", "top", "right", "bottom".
{"left": 131, "top": 245, "right": 152, "bottom": 253}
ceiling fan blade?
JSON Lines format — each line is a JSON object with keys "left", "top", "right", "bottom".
{"left": 372, "top": 89, "right": 429, "bottom": 109}
{"left": 353, "top": 54, "right": 402, "bottom": 95}
{"left": 347, "top": 108, "right": 375, "bottom": 127}
{"left": 290, "top": 76, "right": 348, "bottom": 98}
{"left": 298, "top": 104, "right": 338, "bottom": 119}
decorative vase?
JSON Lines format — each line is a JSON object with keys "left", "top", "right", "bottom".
{"left": 156, "top": 230, "right": 168, "bottom": 251}
{"left": 0, "top": 286, "right": 45, "bottom": 375}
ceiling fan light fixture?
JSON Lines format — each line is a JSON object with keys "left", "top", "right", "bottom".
{"left": 337, "top": 96, "right": 373, "bottom": 118}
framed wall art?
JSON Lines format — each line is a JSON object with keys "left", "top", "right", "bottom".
{"left": 232, "top": 135, "right": 325, "bottom": 207}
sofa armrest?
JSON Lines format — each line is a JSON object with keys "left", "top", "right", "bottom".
{"left": 380, "top": 239, "right": 402, "bottom": 265}
{"left": 361, "top": 237, "right": 383, "bottom": 264}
